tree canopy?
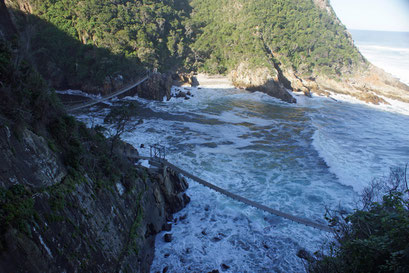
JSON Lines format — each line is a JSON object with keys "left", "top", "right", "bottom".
{"left": 6, "top": 0, "right": 366, "bottom": 88}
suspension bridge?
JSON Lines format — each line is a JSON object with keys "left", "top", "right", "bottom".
{"left": 63, "top": 74, "right": 333, "bottom": 233}
{"left": 66, "top": 73, "right": 150, "bottom": 112}
{"left": 132, "top": 145, "right": 333, "bottom": 233}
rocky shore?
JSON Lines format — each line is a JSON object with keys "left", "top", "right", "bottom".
{"left": 228, "top": 62, "right": 409, "bottom": 105}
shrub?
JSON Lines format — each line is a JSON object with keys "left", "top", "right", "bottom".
{"left": 307, "top": 167, "right": 409, "bottom": 273}
{"left": 0, "top": 185, "right": 35, "bottom": 242}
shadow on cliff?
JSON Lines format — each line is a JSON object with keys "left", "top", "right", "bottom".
{"left": 9, "top": 9, "right": 146, "bottom": 95}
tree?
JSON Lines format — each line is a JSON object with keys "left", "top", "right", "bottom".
{"left": 103, "top": 102, "right": 142, "bottom": 156}
{"left": 305, "top": 166, "right": 409, "bottom": 273}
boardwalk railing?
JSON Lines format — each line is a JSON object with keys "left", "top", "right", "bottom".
{"left": 67, "top": 74, "right": 149, "bottom": 112}
{"left": 129, "top": 154, "right": 332, "bottom": 233}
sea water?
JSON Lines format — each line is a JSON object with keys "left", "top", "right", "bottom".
{"left": 350, "top": 29, "right": 409, "bottom": 85}
{"left": 75, "top": 89, "right": 409, "bottom": 272}
{"left": 74, "top": 31, "right": 409, "bottom": 272}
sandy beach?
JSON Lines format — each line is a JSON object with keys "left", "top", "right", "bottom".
{"left": 195, "top": 73, "right": 235, "bottom": 89}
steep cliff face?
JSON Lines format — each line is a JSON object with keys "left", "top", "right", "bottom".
{"left": 0, "top": 125, "right": 189, "bottom": 272}
{"left": 0, "top": 0, "right": 16, "bottom": 39}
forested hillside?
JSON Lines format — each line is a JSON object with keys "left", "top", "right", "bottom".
{"left": 4, "top": 0, "right": 408, "bottom": 102}
{"left": 189, "top": 0, "right": 363, "bottom": 76}
{"left": 5, "top": 0, "right": 192, "bottom": 93}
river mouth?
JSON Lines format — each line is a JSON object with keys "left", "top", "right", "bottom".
{"left": 75, "top": 85, "right": 409, "bottom": 272}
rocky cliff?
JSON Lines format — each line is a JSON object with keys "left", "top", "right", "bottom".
{"left": 229, "top": 62, "right": 296, "bottom": 103}
{"left": 189, "top": 0, "right": 409, "bottom": 104}
{"left": 0, "top": 2, "right": 190, "bottom": 270}
{"left": 0, "top": 125, "right": 189, "bottom": 272}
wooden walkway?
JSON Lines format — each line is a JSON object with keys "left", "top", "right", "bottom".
{"left": 67, "top": 74, "right": 149, "bottom": 112}
{"left": 134, "top": 156, "right": 332, "bottom": 233}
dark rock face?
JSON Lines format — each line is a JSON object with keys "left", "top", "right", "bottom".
{"left": 164, "top": 233, "right": 172, "bottom": 243}
{"left": 0, "top": 126, "right": 189, "bottom": 273}
{"left": 247, "top": 79, "right": 296, "bottom": 104}
{"left": 0, "top": 0, "right": 16, "bottom": 39}
{"left": 0, "top": 127, "right": 67, "bottom": 189}
{"left": 297, "top": 249, "right": 316, "bottom": 263}
{"left": 135, "top": 73, "right": 172, "bottom": 101}
{"left": 221, "top": 263, "right": 230, "bottom": 271}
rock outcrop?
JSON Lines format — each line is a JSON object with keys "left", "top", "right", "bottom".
{"left": 0, "top": 127, "right": 67, "bottom": 189}
{"left": 314, "top": 65, "right": 409, "bottom": 103}
{"left": 229, "top": 62, "right": 296, "bottom": 103}
{"left": 134, "top": 72, "right": 172, "bottom": 101}
{"left": 0, "top": 125, "right": 189, "bottom": 273}
{"left": 173, "top": 73, "right": 199, "bottom": 87}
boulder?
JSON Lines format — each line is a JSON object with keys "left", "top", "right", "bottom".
{"left": 135, "top": 73, "right": 172, "bottom": 101}
{"left": 297, "top": 249, "right": 315, "bottom": 263}
{"left": 164, "top": 233, "right": 173, "bottom": 243}
{"left": 229, "top": 62, "right": 296, "bottom": 103}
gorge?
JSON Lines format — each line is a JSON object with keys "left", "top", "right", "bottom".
{"left": 1, "top": 0, "right": 409, "bottom": 272}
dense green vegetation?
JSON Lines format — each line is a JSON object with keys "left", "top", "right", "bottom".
{"left": 308, "top": 168, "right": 409, "bottom": 273}
{"left": 189, "top": 0, "right": 364, "bottom": 76}
{"left": 28, "top": 0, "right": 191, "bottom": 68}
{"left": 6, "top": 0, "right": 191, "bottom": 90}
{"left": 5, "top": 0, "right": 364, "bottom": 91}
{"left": 0, "top": 39, "right": 143, "bottom": 248}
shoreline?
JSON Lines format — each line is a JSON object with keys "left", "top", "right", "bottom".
{"left": 298, "top": 90, "right": 409, "bottom": 116}
{"left": 195, "top": 73, "right": 235, "bottom": 89}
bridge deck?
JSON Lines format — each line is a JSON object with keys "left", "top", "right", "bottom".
{"left": 67, "top": 75, "right": 149, "bottom": 112}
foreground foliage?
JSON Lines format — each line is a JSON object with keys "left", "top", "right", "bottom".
{"left": 309, "top": 167, "right": 409, "bottom": 273}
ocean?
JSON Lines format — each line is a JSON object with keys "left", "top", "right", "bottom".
{"left": 74, "top": 30, "right": 409, "bottom": 272}
{"left": 350, "top": 29, "right": 409, "bottom": 85}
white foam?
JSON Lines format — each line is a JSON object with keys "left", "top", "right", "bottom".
{"left": 310, "top": 96, "right": 409, "bottom": 193}
{"left": 70, "top": 82, "right": 409, "bottom": 272}
{"left": 359, "top": 44, "right": 409, "bottom": 53}
{"left": 139, "top": 160, "right": 150, "bottom": 168}
{"left": 116, "top": 182, "right": 125, "bottom": 196}
{"left": 326, "top": 92, "right": 409, "bottom": 116}
{"left": 356, "top": 44, "right": 409, "bottom": 85}
{"left": 55, "top": 89, "right": 102, "bottom": 99}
